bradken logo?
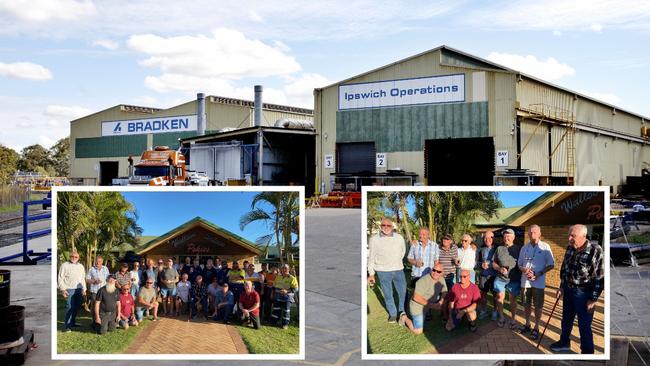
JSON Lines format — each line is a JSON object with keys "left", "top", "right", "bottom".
{"left": 101, "top": 115, "right": 198, "bottom": 136}
{"left": 113, "top": 123, "right": 122, "bottom": 133}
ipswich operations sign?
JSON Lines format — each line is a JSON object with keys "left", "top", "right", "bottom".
{"left": 338, "top": 74, "right": 465, "bottom": 110}
{"left": 101, "top": 115, "right": 198, "bottom": 136}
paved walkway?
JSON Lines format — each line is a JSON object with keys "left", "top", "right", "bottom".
{"left": 439, "top": 286, "right": 605, "bottom": 354}
{"left": 124, "top": 317, "right": 248, "bottom": 354}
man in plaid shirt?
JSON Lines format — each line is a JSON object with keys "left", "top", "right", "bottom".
{"left": 551, "top": 224, "right": 604, "bottom": 354}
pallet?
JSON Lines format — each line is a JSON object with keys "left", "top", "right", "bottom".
{"left": 0, "top": 330, "right": 34, "bottom": 366}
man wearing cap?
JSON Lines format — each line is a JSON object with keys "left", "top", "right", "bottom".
{"left": 407, "top": 228, "right": 439, "bottom": 288}
{"left": 491, "top": 228, "right": 522, "bottom": 329}
{"left": 58, "top": 250, "right": 87, "bottom": 332}
{"left": 551, "top": 224, "right": 604, "bottom": 354}
{"left": 86, "top": 255, "right": 109, "bottom": 327}
{"left": 399, "top": 262, "right": 448, "bottom": 334}
{"left": 438, "top": 233, "right": 459, "bottom": 293}
{"left": 94, "top": 275, "right": 121, "bottom": 335}
{"left": 271, "top": 264, "right": 299, "bottom": 329}
{"left": 212, "top": 282, "right": 235, "bottom": 323}
{"left": 367, "top": 217, "right": 407, "bottom": 323}
{"left": 518, "top": 224, "right": 555, "bottom": 340}
{"left": 476, "top": 231, "right": 498, "bottom": 320}
{"left": 136, "top": 277, "right": 159, "bottom": 321}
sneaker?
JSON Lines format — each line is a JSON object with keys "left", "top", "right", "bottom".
{"left": 491, "top": 310, "right": 498, "bottom": 321}
{"left": 398, "top": 313, "right": 407, "bottom": 327}
{"left": 64, "top": 328, "right": 72, "bottom": 333}
{"left": 550, "top": 341, "right": 571, "bottom": 352}
{"left": 387, "top": 315, "right": 397, "bottom": 323}
{"left": 282, "top": 324, "right": 289, "bottom": 330}
{"left": 469, "top": 321, "right": 478, "bottom": 333}
{"left": 519, "top": 325, "right": 531, "bottom": 334}
{"left": 478, "top": 309, "right": 488, "bottom": 320}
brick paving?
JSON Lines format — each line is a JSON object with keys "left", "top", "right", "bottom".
{"left": 438, "top": 286, "right": 605, "bottom": 355}
{"left": 125, "top": 316, "right": 248, "bottom": 354}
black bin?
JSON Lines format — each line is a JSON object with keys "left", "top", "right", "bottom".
{"left": 0, "top": 305, "right": 24, "bottom": 344}
{"left": 0, "top": 269, "right": 9, "bottom": 309}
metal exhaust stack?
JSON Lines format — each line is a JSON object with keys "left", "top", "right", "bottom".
{"left": 197, "top": 92, "right": 206, "bottom": 135}
{"left": 254, "top": 85, "right": 263, "bottom": 127}
{"left": 255, "top": 85, "right": 263, "bottom": 185}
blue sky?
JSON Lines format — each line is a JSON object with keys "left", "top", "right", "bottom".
{"left": 1, "top": 1, "right": 649, "bottom": 151}
{"left": 121, "top": 191, "right": 272, "bottom": 241}
{"left": 497, "top": 191, "right": 545, "bottom": 208}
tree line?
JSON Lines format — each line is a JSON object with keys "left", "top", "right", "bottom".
{"left": 0, "top": 137, "right": 69, "bottom": 184}
{"left": 367, "top": 192, "right": 502, "bottom": 243}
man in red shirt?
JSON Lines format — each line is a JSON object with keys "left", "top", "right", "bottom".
{"left": 239, "top": 280, "right": 261, "bottom": 329}
{"left": 446, "top": 269, "right": 481, "bottom": 332}
{"left": 118, "top": 285, "right": 138, "bottom": 330}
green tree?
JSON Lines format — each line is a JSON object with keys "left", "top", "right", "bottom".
{"left": 17, "top": 144, "right": 54, "bottom": 175}
{"left": 57, "top": 192, "right": 141, "bottom": 269}
{"left": 239, "top": 191, "right": 300, "bottom": 265}
{"left": 0, "top": 144, "right": 19, "bottom": 184}
{"left": 50, "top": 137, "right": 70, "bottom": 177}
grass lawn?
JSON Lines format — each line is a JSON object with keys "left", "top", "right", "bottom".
{"left": 0, "top": 204, "right": 20, "bottom": 213}
{"left": 56, "top": 296, "right": 152, "bottom": 354}
{"left": 233, "top": 306, "right": 300, "bottom": 354}
{"left": 367, "top": 274, "right": 521, "bottom": 354}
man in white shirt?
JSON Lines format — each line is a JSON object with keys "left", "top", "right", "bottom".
{"left": 458, "top": 234, "right": 477, "bottom": 284}
{"left": 368, "top": 217, "right": 407, "bottom": 323}
{"left": 518, "top": 224, "right": 555, "bottom": 340}
{"left": 58, "top": 250, "right": 87, "bottom": 332}
{"left": 407, "top": 228, "right": 439, "bottom": 288}
{"left": 176, "top": 272, "right": 191, "bottom": 317}
{"left": 86, "top": 255, "right": 109, "bottom": 327}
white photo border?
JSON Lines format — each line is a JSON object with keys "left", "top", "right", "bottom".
{"left": 51, "top": 185, "right": 306, "bottom": 361}
{"left": 361, "top": 185, "right": 610, "bottom": 361}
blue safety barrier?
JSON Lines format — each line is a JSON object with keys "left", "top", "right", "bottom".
{"left": 0, "top": 198, "right": 51, "bottom": 265}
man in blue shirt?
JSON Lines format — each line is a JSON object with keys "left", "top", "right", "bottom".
{"left": 212, "top": 282, "right": 235, "bottom": 323}
{"left": 407, "top": 228, "right": 439, "bottom": 288}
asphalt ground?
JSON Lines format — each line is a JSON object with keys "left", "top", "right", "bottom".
{"left": 4, "top": 208, "right": 649, "bottom": 365}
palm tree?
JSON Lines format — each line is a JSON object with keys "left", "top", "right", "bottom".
{"left": 239, "top": 191, "right": 299, "bottom": 265}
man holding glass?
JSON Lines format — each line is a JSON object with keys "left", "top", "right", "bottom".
{"left": 407, "top": 228, "right": 439, "bottom": 288}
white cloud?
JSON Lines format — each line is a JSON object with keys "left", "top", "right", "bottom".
{"left": 92, "top": 39, "right": 119, "bottom": 50}
{"left": 0, "top": 96, "right": 70, "bottom": 151}
{"left": 128, "top": 29, "right": 301, "bottom": 79}
{"left": 486, "top": 52, "right": 575, "bottom": 81}
{"left": 44, "top": 104, "right": 91, "bottom": 119}
{"left": 577, "top": 90, "right": 621, "bottom": 105}
{"left": 0, "top": 61, "right": 52, "bottom": 81}
{"left": 466, "top": 0, "right": 650, "bottom": 32}
{"left": 282, "top": 73, "right": 331, "bottom": 108}
{"left": 37, "top": 135, "right": 55, "bottom": 147}
{"left": 0, "top": 0, "right": 96, "bottom": 22}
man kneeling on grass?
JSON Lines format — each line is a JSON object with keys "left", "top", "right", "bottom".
{"left": 239, "top": 281, "right": 261, "bottom": 329}
{"left": 445, "top": 269, "right": 481, "bottom": 332}
{"left": 118, "top": 285, "right": 138, "bottom": 330}
{"left": 399, "top": 262, "right": 447, "bottom": 334}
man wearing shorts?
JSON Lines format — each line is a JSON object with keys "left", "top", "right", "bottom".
{"left": 399, "top": 262, "right": 447, "bottom": 334}
{"left": 160, "top": 258, "right": 179, "bottom": 315}
{"left": 491, "top": 228, "right": 522, "bottom": 328}
{"left": 518, "top": 224, "right": 555, "bottom": 340}
{"left": 136, "top": 278, "right": 159, "bottom": 321}
{"left": 445, "top": 269, "right": 481, "bottom": 332}
{"left": 118, "top": 284, "right": 138, "bottom": 330}
{"left": 476, "top": 230, "right": 498, "bottom": 320}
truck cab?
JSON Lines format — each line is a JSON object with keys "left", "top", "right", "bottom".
{"left": 128, "top": 146, "right": 189, "bottom": 186}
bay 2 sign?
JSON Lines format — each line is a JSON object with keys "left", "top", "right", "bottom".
{"left": 101, "top": 115, "right": 198, "bottom": 136}
{"left": 338, "top": 74, "right": 465, "bottom": 110}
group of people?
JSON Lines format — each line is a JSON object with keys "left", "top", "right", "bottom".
{"left": 58, "top": 254, "right": 299, "bottom": 335}
{"left": 367, "top": 218, "right": 604, "bottom": 354}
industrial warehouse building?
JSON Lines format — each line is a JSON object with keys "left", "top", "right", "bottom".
{"left": 70, "top": 93, "right": 313, "bottom": 185}
{"left": 314, "top": 45, "right": 650, "bottom": 193}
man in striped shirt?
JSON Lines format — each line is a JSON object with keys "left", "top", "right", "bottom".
{"left": 551, "top": 224, "right": 604, "bottom": 354}
{"left": 407, "top": 228, "right": 439, "bottom": 288}
{"left": 438, "top": 233, "right": 459, "bottom": 293}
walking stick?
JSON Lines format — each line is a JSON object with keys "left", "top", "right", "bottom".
{"left": 537, "top": 294, "right": 561, "bottom": 349}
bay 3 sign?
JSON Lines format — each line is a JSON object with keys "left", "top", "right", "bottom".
{"left": 338, "top": 74, "right": 465, "bottom": 110}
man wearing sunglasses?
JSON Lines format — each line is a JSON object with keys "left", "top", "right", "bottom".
{"left": 399, "top": 263, "right": 447, "bottom": 334}
{"left": 368, "top": 217, "right": 407, "bottom": 323}
{"left": 136, "top": 278, "right": 159, "bottom": 321}
{"left": 445, "top": 269, "right": 481, "bottom": 332}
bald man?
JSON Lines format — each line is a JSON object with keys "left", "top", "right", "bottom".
{"left": 445, "top": 269, "right": 481, "bottom": 332}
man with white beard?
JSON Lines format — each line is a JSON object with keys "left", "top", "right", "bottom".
{"left": 95, "top": 275, "right": 121, "bottom": 335}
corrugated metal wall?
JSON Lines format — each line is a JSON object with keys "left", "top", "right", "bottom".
{"left": 75, "top": 135, "right": 147, "bottom": 158}
{"left": 336, "top": 101, "right": 488, "bottom": 152}
{"left": 491, "top": 73, "right": 517, "bottom": 170}
{"left": 550, "top": 125, "right": 568, "bottom": 176}
{"left": 516, "top": 79, "right": 575, "bottom": 117}
{"left": 519, "top": 119, "right": 549, "bottom": 175}
{"left": 576, "top": 132, "right": 645, "bottom": 186}
{"left": 152, "top": 131, "right": 201, "bottom": 148}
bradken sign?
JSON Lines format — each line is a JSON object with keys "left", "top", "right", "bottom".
{"left": 338, "top": 74, "right": 465, "bottom": 110}
{"left": 101, "top": 115, "right": 198, "bottom": 136}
